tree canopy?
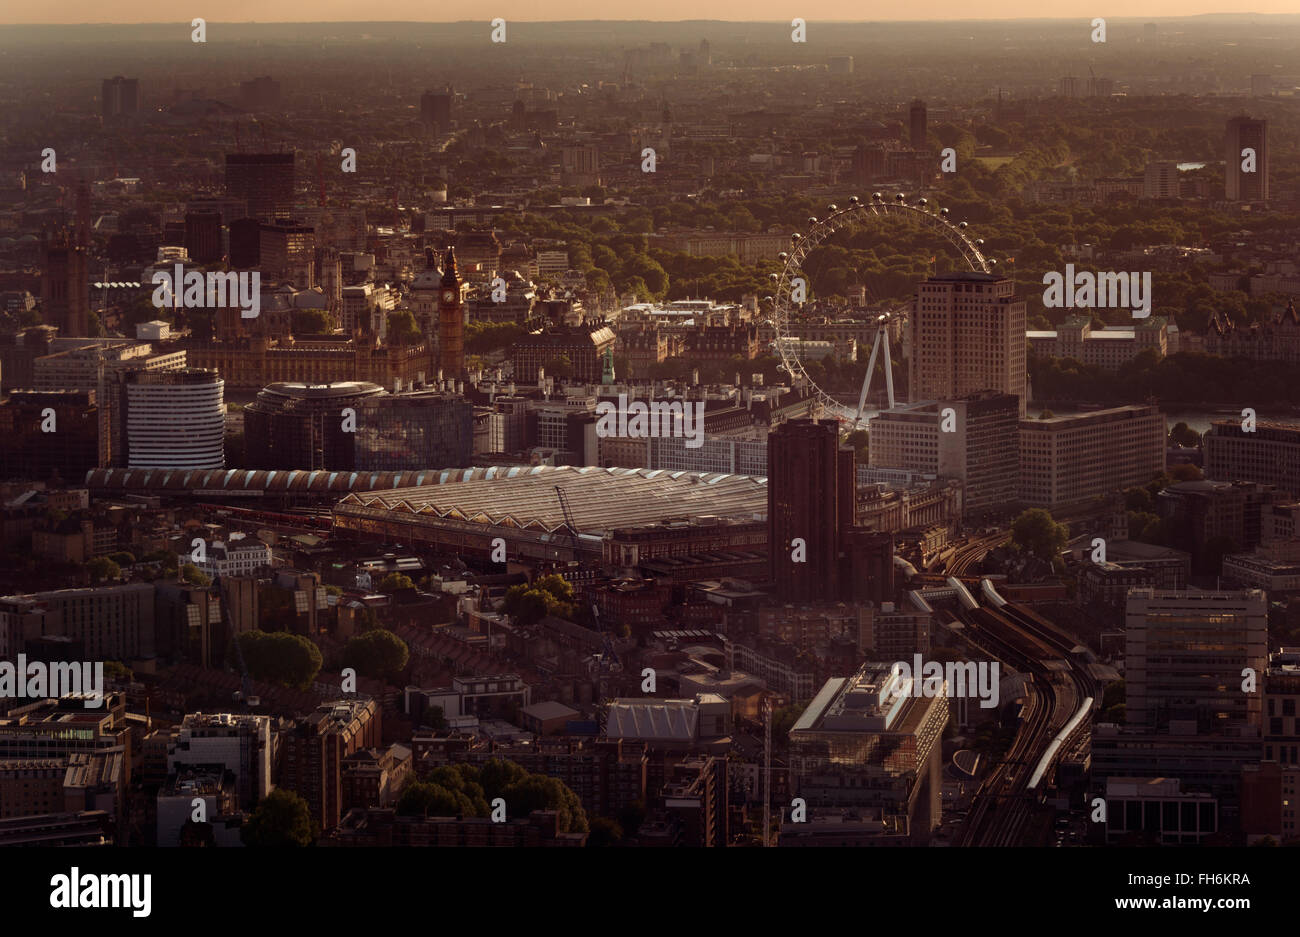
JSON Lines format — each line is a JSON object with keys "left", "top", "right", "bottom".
{"left": 395, "top": 758, "right": 587, "bottom": 833}
{"left": 502, "top": 574, "right": 576, "bottom": 625}
{"left": 241, "top": 789, "right": 318, "bottom": 847}
{"left": 182, "top": 563, "right": 211, "bottom": 587}
{"left": 342, "top": 628, "right": 410, "bottom": 682}
{"left": 1009, "top": 508, "right": 1069, "bottom": 562}
{"left": 230, "top": 630, "right": 323, "bottom": 690}
{"left": 377, "top": 572, "right": 415, "bottom": 594}
{"left": 86, "top": 556, "right": 121, "bottom": 584}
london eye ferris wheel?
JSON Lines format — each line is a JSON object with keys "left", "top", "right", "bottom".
{"left": 767, "top": 192, "right": 998, "bottom": 429}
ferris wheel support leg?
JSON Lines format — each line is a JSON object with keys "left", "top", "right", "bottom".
{"left": 882, "top": 328, "right": 895, "bottom": 410}
{"left": 855, "top": 328, "right": 883, "bottom": 428}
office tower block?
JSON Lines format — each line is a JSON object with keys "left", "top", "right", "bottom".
{"left": 1019, "top": 406, "right": 1165, "bottom": 511}
{"left": 224, "top": 153, "right": 295, "bottom": 219}
{"left": 909, "top": 99, "right": 927, "bottom": 149}
{"left": 910, "top": 272, "right": 1027, "bottom": 417}
{"left": 560, "top": 145, "right": 601, "bottom": 187}
{"left": 1143, "top": 161, "right": 1180, "bottom": 200}
{"left": 1225, "top": 116, "right": 1269, "bottom": 202}
{"left": 260, "top": 221, "right": 315, "bottom": 287}
{"left": 1203, "top": 419, "right": 1300, "bottom": 497}
{"left": 101, "top": 76, "right": 139, "bottom": 121}
{"left": 870, "top": 392, "right": 1020, "bottom": 515}
{"left": 0, "top": 390, "right": 104, "bottom": 482}
{"left": 184, "top": 210, "right": 224, "bottom": 265}
{"left": 243, "top": 381, "right": 385, "bottom": 470}
{"left": 355, "top": 390, "right": 474, "bottom": 471}
{"left": 117, "top": 368, "right": 225, "bottom": 469}
{"left": 768, "top": 419, "right": 855, "bottom": 603}
{"left": 420, "top": 88, "right": 453, "bottom": 133}
{"left": 228, "top": 217, "right": 262, "bottom": 269}
{"left": 1126, "top": 589, "right": 1267, "bottom": 733}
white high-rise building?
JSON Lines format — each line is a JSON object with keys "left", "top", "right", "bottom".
{"left": 910, "top": 272, "right": 1027, "bottom": 417}
{"left": 121, "top": 367, "right": 225, "bottom": 468}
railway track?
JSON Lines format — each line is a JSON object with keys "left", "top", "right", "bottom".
{"left": 945, "top": 534, "right": 1004, "bottom": 576}
{"left": 955, "top": 597, "right": 1096, "bottom": 846}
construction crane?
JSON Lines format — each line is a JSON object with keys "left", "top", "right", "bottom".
{"left": 589, "top": 601, "right": 621, "bottom": 673}
{"left": 553, "top": 485, "right": 620, "bottom": 672}
{"left": 553, "top": 485, "right": 580, "bottom": 553}
{"left": 214, "top": 574, "right": 258, "bottom": 708}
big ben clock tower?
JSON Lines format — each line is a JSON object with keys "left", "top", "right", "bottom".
{"left": 438, "top": 247, "right": 464, "bottom": 378}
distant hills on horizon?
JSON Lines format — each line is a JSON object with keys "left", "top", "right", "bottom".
{"left": 6, "top": 13, "right": 1300, "bottom": 28}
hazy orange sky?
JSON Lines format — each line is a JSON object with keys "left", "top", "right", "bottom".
{"left": 7, "top": 2, "right": 1300, "bottom": 25}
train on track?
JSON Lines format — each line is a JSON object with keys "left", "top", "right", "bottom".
{"left": 196, "top": 503, "right": 333, "bottom": 532}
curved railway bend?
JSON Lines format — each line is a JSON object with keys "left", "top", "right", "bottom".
{"left": 952, "top": 584, "right": 1097, "bottom": 847}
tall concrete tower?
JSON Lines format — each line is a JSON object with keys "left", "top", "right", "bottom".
{"left": 1225, "top": 116, "right": 1269, "bottom": 202}
{"left": 909, "top": 99, "right": 928, "bottom": 150}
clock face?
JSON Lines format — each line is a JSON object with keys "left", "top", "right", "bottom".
{"left": 442, "top": 290, "right": 455, "bottom": 303}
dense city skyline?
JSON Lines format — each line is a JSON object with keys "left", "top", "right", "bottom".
{"left": 0, "top": 9, "right": 1291, "bottom": 913}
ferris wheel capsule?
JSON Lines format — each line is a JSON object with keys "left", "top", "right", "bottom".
{"left": 807, "top": 217, "right": 818, "bottom": 225}
{"left": 917, "top": 197, "right": 928, "bottom": 206}
{"left": 769, "top": 273, "right": 779, "bottom": 282}
{"left": 988, "top": 258, "right": 997, "bottom": 265}
{"left": 826, "top": 204, "right": 837, "bottom": 213}
{"left": 778, "top": 251, "right": 788, "bottom": 261}
{"left": 958, "top": 221, "right": 968, "bottom": 229}
{"left": 939, "top": 207, "right": 949, "bottom": 216}
{"left": 848, "top": 195, "right": 860, "bottom": 204}
{"left": 975, "top": 238, "right": 985, "bottom": 246}
{"left": 895, "top": 193, "right": 906, "bottom": 202}
{"left": 791, "top": 233, "right": 802, "bottom": 243}
{"left": 872, "top": 192, "right": 883, "bottom": 201}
